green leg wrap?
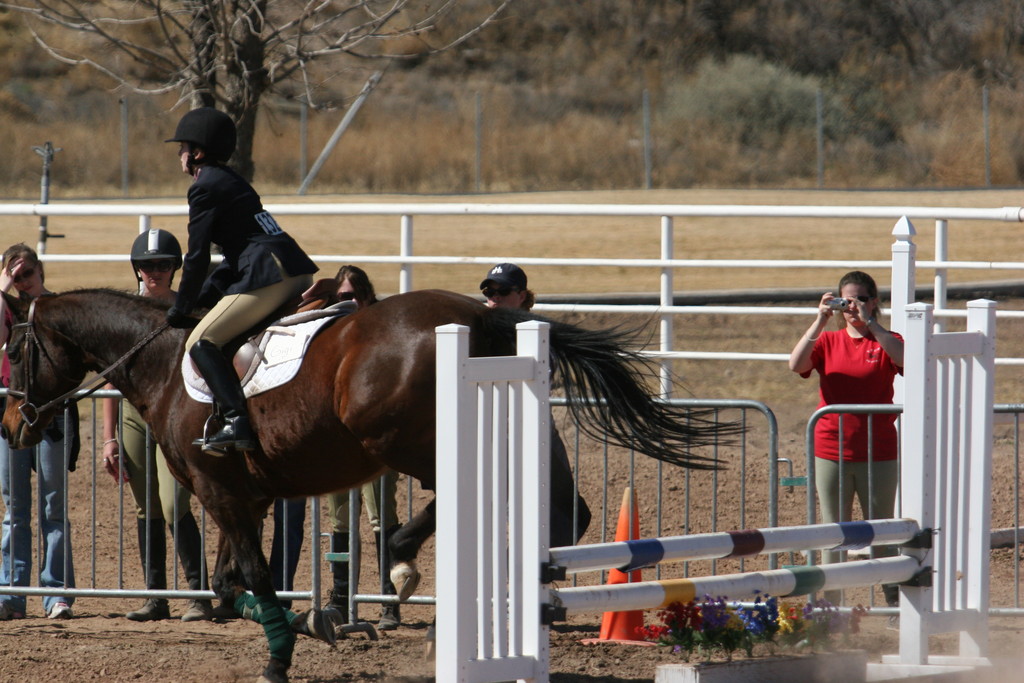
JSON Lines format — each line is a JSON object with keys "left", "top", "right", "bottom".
{"left": 233, "top": 592, "right": 296, "bottom": 666}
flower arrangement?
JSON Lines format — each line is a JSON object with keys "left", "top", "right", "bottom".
{"left": 638, "top": 593, "right": 866, "bottom": 661}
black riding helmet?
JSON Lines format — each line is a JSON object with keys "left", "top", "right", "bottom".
{"left": 165, "top": 107, "right": 236, "bottom": 163}
{"left": 130, "top": 230, "right": 183, "bottom": 288}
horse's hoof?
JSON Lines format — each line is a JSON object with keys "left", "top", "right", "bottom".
{"left": 258, "top": 657, "right": 289, "bottom": 683}
{"left": 391, "top": 562, "right": 421, "bottom": 602}
{"left": 290, "top": 607, "right": 341, "bottom": 648}
{"left": 336, "top": 619, "right": 379, "bottom": 641}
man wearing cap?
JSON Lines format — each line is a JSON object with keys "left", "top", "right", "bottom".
{"left": 478, "top": 264, "right": 591, "bottom": 547}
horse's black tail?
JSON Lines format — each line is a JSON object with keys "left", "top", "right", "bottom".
{"left": 480, "top": 308, "right": 739, "bottom": 470}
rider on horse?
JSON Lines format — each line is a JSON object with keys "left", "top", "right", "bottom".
{"left": 164, "top": 107, "right": 317, "bottom": 454}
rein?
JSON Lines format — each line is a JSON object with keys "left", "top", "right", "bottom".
{"left": 10, "top": 299, "right": 171, "bottom": 427}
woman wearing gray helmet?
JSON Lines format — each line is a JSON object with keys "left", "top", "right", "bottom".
{"left": 101, "top": 229, "right": 213, "bottom": 622}
{"left": 164, "top": 107, "right": 317, "bottom": 454}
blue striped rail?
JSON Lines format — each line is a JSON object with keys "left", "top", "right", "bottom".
{"left": 548, "top": 518, "right": 921, "bottom": 574}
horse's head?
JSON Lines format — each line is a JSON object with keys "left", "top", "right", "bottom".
{"left": 1, "top": 292, "right": 88, "bottom": 449}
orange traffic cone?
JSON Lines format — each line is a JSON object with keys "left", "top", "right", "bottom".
{"left": 581, "top": 487, "right": 654, "bottom": 645}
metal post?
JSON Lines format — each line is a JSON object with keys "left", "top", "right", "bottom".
{"left": 816, "top": 89, "right": 825, "bottom": 188}
{"left": 475, "top": 92, "right": 482, "bottom": 193}
{"left": 400, "top": 215, "right": 413, "bottom": 293}
{"left": 298, "top": 71, "right": 382, "bottom": 195}
{"left": 32, "top": 141, "right": 63, "bottom": 254}
{"left": 660, "top": 216, "right": 673, "bottom": 397}
{"left": 120, "top": 98, "right": 129, "bottom": 198}
{"left": 934, "top": 219, "right": 948, "bottom": 333}
{"left": 983, "top": 85, "right": 991, "bottom": 187}
{"left": 643, "top": 89, "right": 652, "bottom": 190}
{"left": 299, "top": 100, "right": 308, "bottom": 184}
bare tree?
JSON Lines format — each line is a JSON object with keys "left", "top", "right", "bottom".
{"left": 0, "top": 0, "right": 513, "bottom": 180}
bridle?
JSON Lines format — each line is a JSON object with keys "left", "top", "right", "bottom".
{"left": 7, "top": 299, "right": 170, "bottom": 428}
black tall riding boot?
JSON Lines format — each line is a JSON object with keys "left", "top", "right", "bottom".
{"left": 126, "top": 519, "right": 171, "bottom": 621}
{"left": 189, "top": 340, "right": 257, "bottom": 453}
{"left": 328, "top": 532, "right": 350, "bottom": 623}
{"left": 376, "top": 524, "right": 401, "bottom": 631}
{"left": 171, "top": 512, "right": 213, "bottom": 622}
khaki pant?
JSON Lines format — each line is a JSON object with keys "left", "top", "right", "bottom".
{"left": 815, "top": 457, "right": 898, "bottom": 565}
{"left": 187, "top": 271, "right": 313, "bottom": 349}
{"left": 327, "top": 471, "right": 400, "bottom": 534}
{"left": 121, "top": 402, "right": 192, "bottom": 522}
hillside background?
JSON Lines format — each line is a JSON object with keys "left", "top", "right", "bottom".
{"left": 2, "top": 0, "right": 1024, "bottom": 198}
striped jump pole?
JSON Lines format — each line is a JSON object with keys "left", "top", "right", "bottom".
{"left": 549, "top": 519, "right": 921, "bottom": 574}
{"left": 551, "top": 556, "right": 922, "bottom": 614}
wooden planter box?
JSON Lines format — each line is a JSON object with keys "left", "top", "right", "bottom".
{"left": 655, "top": 650, "right": 867, "bottom": 683}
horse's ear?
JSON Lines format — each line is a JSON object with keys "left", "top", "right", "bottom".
{"left": 1, "top": 291, "right": 28, "bottom": 321}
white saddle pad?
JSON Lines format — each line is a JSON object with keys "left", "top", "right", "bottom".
{"left": 182, "top": 302, "right": 356, "bottom": 403}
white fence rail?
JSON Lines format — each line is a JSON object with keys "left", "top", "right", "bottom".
{"left": 2, "top": 201, "right": 1022, "bottom": 378}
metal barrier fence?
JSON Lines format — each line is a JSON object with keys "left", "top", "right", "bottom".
{"left": 0, "top": 390, "right": 1019, "bottom": 617}
{"left": 801, "top": 403, "right": 1023, "bottom": 613}
{"left": 0, "top": 389, "right": 777, "bottom": 616}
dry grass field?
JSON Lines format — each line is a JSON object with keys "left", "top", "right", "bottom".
{"left": 0, "top": 188, "right": 1022, "bottom": 682}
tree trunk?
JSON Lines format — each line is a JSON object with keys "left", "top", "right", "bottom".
{"left": 187, "top": 0, "right": 217, "bottom": 109}
{"left": 221, "top": 0, "right": 269, "bottom": 182}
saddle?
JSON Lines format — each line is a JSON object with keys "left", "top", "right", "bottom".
{"left": 182, "top": 279, "right": 356, "bottom": 403}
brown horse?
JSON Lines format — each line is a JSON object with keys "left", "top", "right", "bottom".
{"left": 1, "top": 287, "right": 732, "bottom": 683}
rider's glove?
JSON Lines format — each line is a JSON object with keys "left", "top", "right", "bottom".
{"left": 166, "top": 307, "right": 196, "bottom": 329}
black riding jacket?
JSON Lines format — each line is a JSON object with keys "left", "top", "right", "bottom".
{"left": 174, "top": 163, "right": 317, "bottom": 315}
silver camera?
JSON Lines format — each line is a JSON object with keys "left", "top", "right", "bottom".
{"left": 827, "top": 298, "right": 849, "bottom": 311}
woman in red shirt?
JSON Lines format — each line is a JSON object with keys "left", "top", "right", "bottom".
{"left": 789, "top": 270, "right": 904, "bottom": 610}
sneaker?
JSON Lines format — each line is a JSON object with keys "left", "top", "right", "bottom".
{"left": 48, "top": 601, "right": 73, "bottom": 620}
{"left": 126, "top": 598, "right": 170, "bottom": 622}
{"left": 0, "top": 602, "right": 24, "bottom": 620}
{"left": 180, "top": 599, "right": 214, "bottom": 622}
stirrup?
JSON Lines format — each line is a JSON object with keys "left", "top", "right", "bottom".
{"left": 193, "top": 414, "right": 230, "bottom": 456}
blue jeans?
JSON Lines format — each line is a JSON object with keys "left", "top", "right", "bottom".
{"left": 0, "top": 430, "right": 76, "bottom": 614}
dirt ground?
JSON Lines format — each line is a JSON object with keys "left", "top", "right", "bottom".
{"left": 0, "top": 523, "right": 1021, "bottom": 683}
{"left": 1, "top": 336, "right": 1022, "bottom": 682}
{"left": 1, "top": 189, "right": 1024, "bottom": 681}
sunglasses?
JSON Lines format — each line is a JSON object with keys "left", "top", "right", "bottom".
{"left": 337, "top": 291, "right": 357, "bottom": 301}
{"left": 11, "top": 268, "right": 36, "bottom": 283}
{"left": 482, "top": 287, "right": 516, "bottom": 298}
{"left": 847, "top": 295, "right": 871, "bottom": 303}
{"left": 137, "top": 260, "right": 175, "bottom": 273}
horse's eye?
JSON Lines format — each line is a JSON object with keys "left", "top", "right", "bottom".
{"left": 6, "top": 341, "right": 20, "bottom": 364}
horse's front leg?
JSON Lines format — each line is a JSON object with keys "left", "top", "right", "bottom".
{"left": 211, "top": 531, "right": 245, "bottom": 613}
{"left": 196, "top": 495, "right": 299, "bottom": 683}
{"left": 206, "top": 497, "right": 341, "bottom": 683}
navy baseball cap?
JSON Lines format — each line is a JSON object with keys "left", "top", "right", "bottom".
{"left": 480, "top": 263, "right": 527, "bottom": 290}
